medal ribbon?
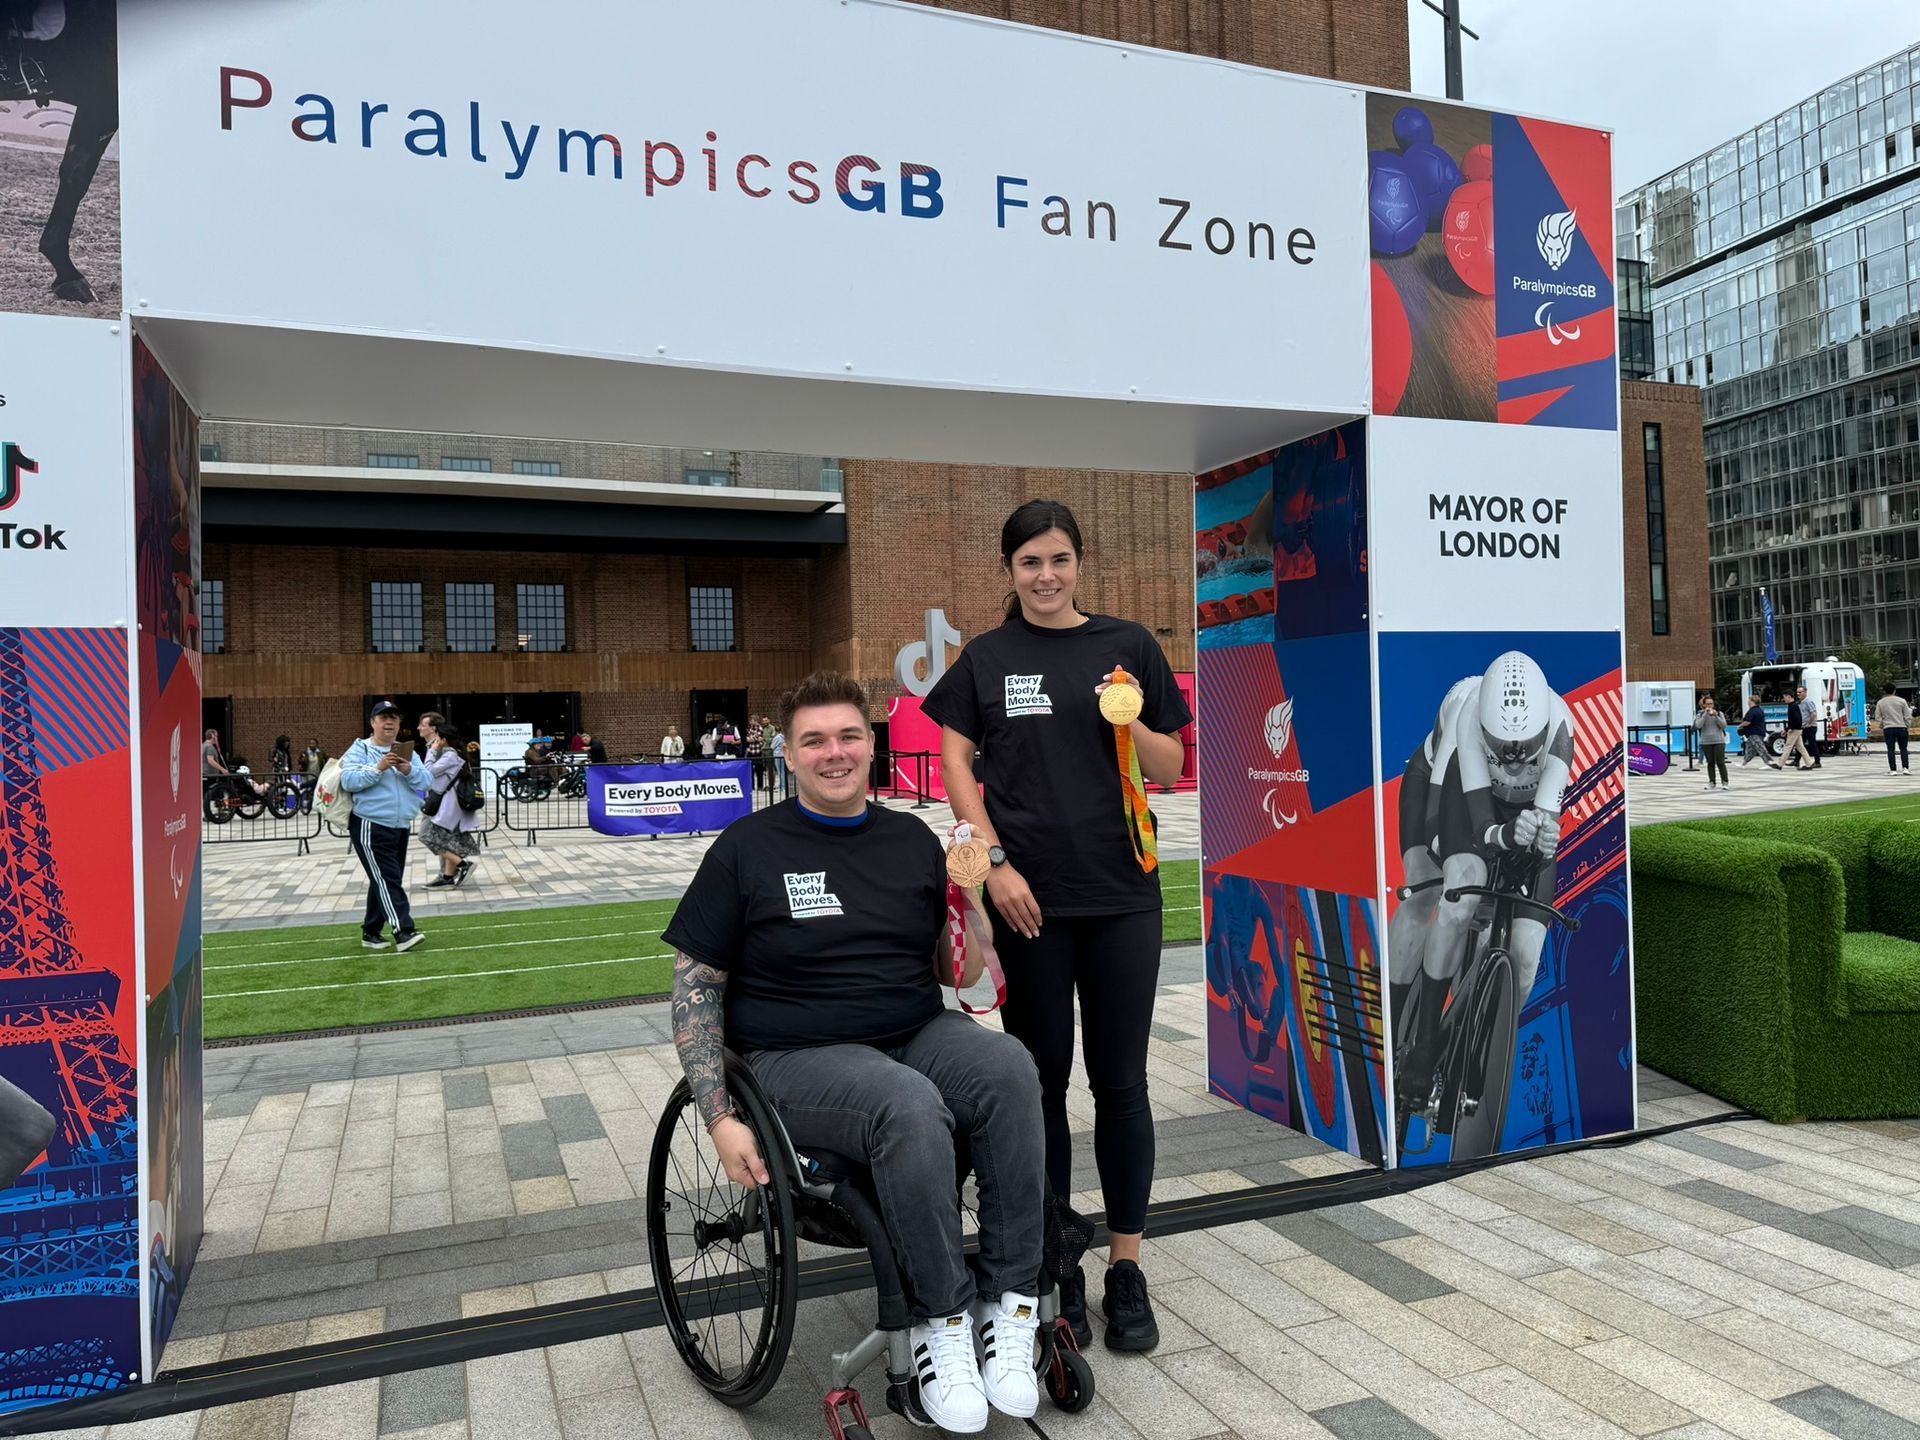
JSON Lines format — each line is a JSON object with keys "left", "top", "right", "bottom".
{"left": 946, "top": 823, "right": 1006, "bottom": 1014}
{"left": 1107, "top": 668, "right": 1159, "bottom": 874}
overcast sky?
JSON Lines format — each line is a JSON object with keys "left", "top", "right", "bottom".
{"left": 1404, "top": 2, "right": 1920, "bottom": 197}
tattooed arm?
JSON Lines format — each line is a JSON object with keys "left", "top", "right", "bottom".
{"left": 671, "top": 950, "right": 769, "bottom": 1188}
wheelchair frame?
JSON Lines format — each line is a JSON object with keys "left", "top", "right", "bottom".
{"left": 644, "top": 1050, "right": 1093, "bottom": 1440}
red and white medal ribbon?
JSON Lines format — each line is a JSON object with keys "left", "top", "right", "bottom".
{"left": 945, "top": 823, "right": 1006, "bottom": 1014}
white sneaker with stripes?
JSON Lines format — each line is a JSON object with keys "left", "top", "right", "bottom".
{"left": 971, "top": 1291, "right": 1041, "bottom": 1418}
{"left": 909, "top": 1311, "right": 988, "bottom": 1433}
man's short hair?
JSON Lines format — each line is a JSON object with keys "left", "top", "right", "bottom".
{"left": 780, "top": 671, "right": 871, "bottom": 739}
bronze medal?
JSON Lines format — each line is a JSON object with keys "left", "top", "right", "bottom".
{"left": 1100, "top": 679, "right": 1144, "bottom": 726}
{"left": 946, "top": 837, "right": 992, "bottom": 888}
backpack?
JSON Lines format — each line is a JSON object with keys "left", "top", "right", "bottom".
{"left": 455, "top": 767, "right": 485, "bottom": 813}
{"left": 315, "top": 756, "right": 354, "bottom": 822}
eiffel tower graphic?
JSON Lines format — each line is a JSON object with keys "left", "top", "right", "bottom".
{"left": 0, "top": 628, "right": 140, "bottom": 1409}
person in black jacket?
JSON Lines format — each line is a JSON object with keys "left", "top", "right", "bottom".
{"left": 1782, "top": 686, "right": 1822, "bottom": 770}
{"left": 1739, "top": 698, "right": 1782, "bottom": 769}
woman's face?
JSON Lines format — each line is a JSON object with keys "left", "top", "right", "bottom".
{"left": 1006, "top": 527, "right": 1081, "bottom": 622}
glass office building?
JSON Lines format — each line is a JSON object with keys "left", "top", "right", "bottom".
{"left": 1618, "top": 44, "right": 1920, "bottom": 674}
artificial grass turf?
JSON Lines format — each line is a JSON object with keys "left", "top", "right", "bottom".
{"left": 205, "top": 859, "right": 1202, "bottom": 1040}
{"left": 1631, "top": 814, "right": 1920, "bottom": 1121}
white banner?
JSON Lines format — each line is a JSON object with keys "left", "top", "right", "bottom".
{"left": 0, "top": 316, "right": 130, "bottom": 629}
{"left": 1368, "top": 416, "right": 1624, "bottom": 634}
{"left": 119, "top": 0, "right": 1368, "bottom": 417}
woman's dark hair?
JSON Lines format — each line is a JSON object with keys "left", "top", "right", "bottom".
{"left": 1000, "top": 499, "right": 1086, "bottom": 621}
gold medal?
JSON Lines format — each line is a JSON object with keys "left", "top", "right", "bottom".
{"left": 946, "top": 837, "right": 992, "bottom": 888}
{"left": 1100, "top": 667, "right": 1144, "bottom": 726}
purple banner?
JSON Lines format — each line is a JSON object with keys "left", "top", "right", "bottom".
{"left": 1627, "top": 742, "right": 1670, "bottom": 776}
{"left": 589, "top": 761, "right": 753, "bottom": 837}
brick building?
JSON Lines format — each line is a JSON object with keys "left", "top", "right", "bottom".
{"left": 1620, "top": 382, "right": 1713, "bottom": 689}
{"left": 201, "top": 0, "right": 1412, "bottom": 764}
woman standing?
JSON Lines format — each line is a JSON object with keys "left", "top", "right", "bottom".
{"left": 924, "top": 499, "right": 1190, "bottom": 1353}
{"left": 417, "top": 712, "right": 481, "bottom": 888}
{"left": 1697, "top": 696, "right": 1731, "bottom": 792}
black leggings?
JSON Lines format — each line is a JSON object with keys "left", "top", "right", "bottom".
{"left": 992, "top": 908, "right": 1161, "bottom": 1235}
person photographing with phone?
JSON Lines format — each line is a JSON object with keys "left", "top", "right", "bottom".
{"left": 340, "top": 700, "right": 432, "bottom": 952}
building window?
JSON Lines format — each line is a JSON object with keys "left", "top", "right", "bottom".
{"left": 513, "top": 459, "right": 562, "bottom": 476}
{"left": 367, "top": 452, "right": 421, "bottom": 469}
{"left": 203, "top": 579, "right": 226, "bottom": 654}
{"left": 445, "top": 582, "right": 495, "bottom": 652}
{"left": 690, "top": 585, "right": 736, "bottom": 652}
{"left": 1644, "top": 424, "right": 1670, "bottom": 636}
{"left": 371, "top": 582, "right": 424, "bottom": 652}
{"left": 685, "top": 468, "right": 731, "bottom": 487}
{"left": 516, "top": 583, "right": 567, "bottom": 651}
{"left": 199, "top": 441, "right": 223, "bottom": 463}
{"left": 440, "top": 456, "right": 492, "bottom": 473}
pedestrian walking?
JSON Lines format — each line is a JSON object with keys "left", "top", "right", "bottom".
{"left": 340, "top": 700, "right": 432, "bottom": 952}
{"left": 746, "top": 717, "right": 767, "bottom": 791}
{"left": 699, "top": 720, "right": 718, "bottom": 760}
{"left": 1696, "top": 697, "right": 1731, "bottom": 791}
{"left": 1781, "top": 687, "right": 1819, "bottom": 770}
{"left": 417, "top": 712, "right": 482, "bottom": 889}
{"left": 661, "top": 724, "right": 685, "bottom": 764}
{"left": 1740, "top": 697, "right": 1782, "bottom": 769}
{"left": 1876, "top": 686, "right": 1912, "bottom": 775}
{"left": 769, "top": 725, "right": 788, "bottom": 796}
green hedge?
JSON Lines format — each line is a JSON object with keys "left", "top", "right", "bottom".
{"left": 1632, "top": 815, "right": 1920, "bottom": 1122}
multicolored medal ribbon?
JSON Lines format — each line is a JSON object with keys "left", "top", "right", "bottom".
{"left": 1102, "top": 667, "right": 1158, "bottom": 874}
{"left": 944, "top": 823, "right": 1006, "bottom": 1014}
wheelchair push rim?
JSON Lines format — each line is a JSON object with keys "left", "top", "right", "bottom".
{"left": 645, "top": 1076, "right": 798, "bottom": 1407}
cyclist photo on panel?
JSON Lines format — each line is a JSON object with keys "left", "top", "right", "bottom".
{"left": 1387, "top": 650, "right": 1572, "bottom": 1158}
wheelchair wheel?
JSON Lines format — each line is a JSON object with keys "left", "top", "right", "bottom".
{"left": 1450, "top": 950, "right": 1514, "bottom": 1162}
{"left": 646, "top": 1074, "right": 797, "bottom": 1408}
{"left": 1045, "top": 1344, "right": 1095, "bottom": 1413}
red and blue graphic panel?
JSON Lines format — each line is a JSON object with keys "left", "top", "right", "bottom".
{"left": 0, "top": 626, "right": 141, "bottom": 1413}
{"left": 1492, "top": 116, "right": 1616, "bottom": 429}
{"left": 1378, "top": 630, "right": 1631, "bottom": 1167}
{"left": 1196, "top": 423, "right": 1385, "bottom": 1163}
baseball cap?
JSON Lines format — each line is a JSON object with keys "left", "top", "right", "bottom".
{"left": 370, "top": 700, "right": 402, "bottom": 719}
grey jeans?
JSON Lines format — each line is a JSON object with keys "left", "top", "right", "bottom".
{"left": 747, "top": 1010, "right": 1044, "bottom": 1319}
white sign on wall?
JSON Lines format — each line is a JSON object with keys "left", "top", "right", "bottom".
{"left": 119, "top": 0, "right": 1368, "bottom": 419}
{"left": 1368, "top": 416, "right": 1625, "bottom": 634}
{"left": 0, "top": 316, "right": 131, "bottom": 629}
{"left": 477, "top": 722, "right": 532, "bottom": 796}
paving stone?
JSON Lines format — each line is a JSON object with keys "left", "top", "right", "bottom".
{"left": 544, "top": 1094, "right": 606, "bottom": 1143}
{"left": 1265, "top": 1213, "right": 1453, "bottom": 1304}
{"left": 468, "top": 1347, "right": 561, "bottom": 1440}
{"left": 501, "top": 1123, "right": 566, "bottom": 1181}
{"left": 377, "top": 1363, "right": 468, "bottom": 1433}
{"left": 1312, "top": 1395, "right": 1442, "bottom": 1439}
{"left": 443, "top": 1072, "right": 493, "bottom": 1111}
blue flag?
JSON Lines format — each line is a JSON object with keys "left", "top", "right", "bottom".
{"left": 1761, "top": 588, "right": 1777, "bottom": 663}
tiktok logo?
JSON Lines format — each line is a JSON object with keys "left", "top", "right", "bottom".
{"left": 895, "top": 608, "right": 963, "bottom": 698}
{"left": 0, "top": 442, "right": 37, "bottom": 511}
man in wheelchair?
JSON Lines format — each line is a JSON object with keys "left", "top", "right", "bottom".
{"left": 664, "top": 670, "right": 1048, "bottom": 1434}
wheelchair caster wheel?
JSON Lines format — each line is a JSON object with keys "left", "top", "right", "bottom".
{"left": 1046, "top": 1345, "right": 1095, "bottom": 1413}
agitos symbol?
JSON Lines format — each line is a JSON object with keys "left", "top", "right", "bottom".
{"left": 0, "top": 442, "right": 37, "bottom": 511}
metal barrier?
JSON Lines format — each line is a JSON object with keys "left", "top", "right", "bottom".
{"left": 869, "top": 751, "right": 935, "bottom": 808}
{"left": 200, "top": 771, "right": 324, "bottom": 853}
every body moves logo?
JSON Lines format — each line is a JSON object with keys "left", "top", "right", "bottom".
{"left": 1004, "top": 674, "right": 1052, "bottom": 716}
{"left": 784, "top": 871, "right": 843, "bottom": 919}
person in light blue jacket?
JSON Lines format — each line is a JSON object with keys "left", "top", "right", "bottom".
{"left": 341, "top": 700, "right": 432, "bottom": 952}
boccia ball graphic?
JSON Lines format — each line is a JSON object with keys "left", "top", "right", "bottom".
{"left": 1400, "top": 140, "right": 1464, "bottom": 230}
{"left": 1392, "top": 105, "right": 1433, "bottom": 150}
{"left": 1368, "top": 151, "right": 1424, "bottom": 256}
{"left": 1462, "top": 143, "right": 1493, "bottom": 183}
{"left": 1444, "top": 178, "right": 1495, "bottom": 294}
{"left": 1371, "top": 262, "right": 1411, "bottom": 414}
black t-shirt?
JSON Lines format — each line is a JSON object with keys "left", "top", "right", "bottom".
{"left": 661, "top": 800, "right": 946, "bottom": 1052}
{"left": 923, "top": 613, "right": 1192, "bottom": 916}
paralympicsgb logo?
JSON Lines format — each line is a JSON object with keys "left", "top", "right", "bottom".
{"left": 1536, "top": 209, "right": 1578, "bottom": 271}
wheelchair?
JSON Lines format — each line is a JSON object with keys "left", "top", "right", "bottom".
{"left": 644, "top": 1050, "right": 1095, "bottom": 1438}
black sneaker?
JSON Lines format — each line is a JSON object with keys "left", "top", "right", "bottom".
{"left": 453, "top": 860, "right": 475, "bottom": 887}
{"left": 1059, "top": 1265, "right": 1091, "bottom": 1349}
{"left": 424, "top": 875, "right": 454, "bottom": 889}
{"left": 1101, "top": 1260, "right": 1159, "bottom": 1352}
